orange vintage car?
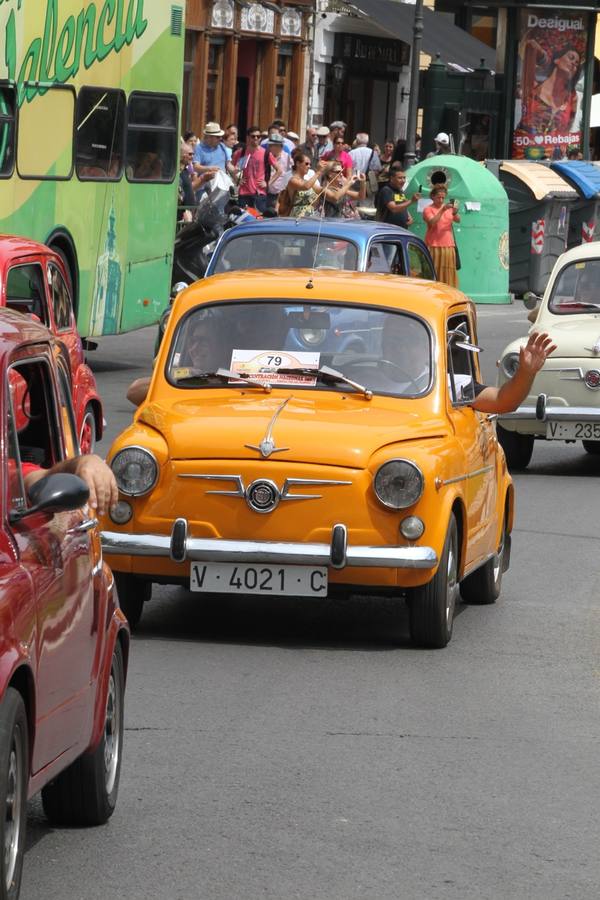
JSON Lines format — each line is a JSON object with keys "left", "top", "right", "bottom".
{"left": 101, "top": 270, "right": 513, "bottom": 648}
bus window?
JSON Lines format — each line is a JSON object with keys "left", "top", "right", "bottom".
{"left": 76, "top": 87, "right": 125, "bottom": 180}
{"left": 17, "top": 85, "right": 74, "bottom": 180}
{"left": 125, "top": 93, "right": 178, "bottom": 183}
{"left": 0, "top": 84, "right": 16, "bottom": 177}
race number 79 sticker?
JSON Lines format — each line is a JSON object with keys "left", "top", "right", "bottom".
{"left": 229, "top": 349, "right": 320, "bottom": 385}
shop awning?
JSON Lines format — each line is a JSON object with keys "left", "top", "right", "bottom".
{"left": 343, "top": 0, "right": 495, "bottom": 71}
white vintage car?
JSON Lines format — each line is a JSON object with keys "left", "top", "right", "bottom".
{"left": 497, "top": 242, "right": 600, "bottom": 469}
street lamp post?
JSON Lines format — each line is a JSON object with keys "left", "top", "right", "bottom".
{"left": 403, "top": 0, "right": 424, "bottom": 170}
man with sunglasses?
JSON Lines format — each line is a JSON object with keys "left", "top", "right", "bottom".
{"left": 233, "top": 126, "right": 278, "bottom": 212}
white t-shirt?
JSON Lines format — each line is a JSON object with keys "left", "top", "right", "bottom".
{"left": 349, "top": 146, "right": 382, "bottom": 174}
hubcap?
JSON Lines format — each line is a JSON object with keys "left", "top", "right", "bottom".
{"left": 4, "top": 735, "right": 22, "bottom": 889}
{"left": 445, "top": 534, "right": 459, "bottom": 628}
{"left": 103, "top": 670, "right": 120, "bottom": 795}
{"left": 80, "top": 412, "right": 95, "bottom": 455}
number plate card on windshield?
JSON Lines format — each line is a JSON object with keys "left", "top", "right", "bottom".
{"left": 190, "top": 563, "right": 328, "bottom": 597}
{"left": 546, "top": 422, "right": 600, "bottom": 440}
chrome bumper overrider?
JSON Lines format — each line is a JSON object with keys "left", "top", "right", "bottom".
{"left": 101, "top": 519, "right": 437, "bottom": 570}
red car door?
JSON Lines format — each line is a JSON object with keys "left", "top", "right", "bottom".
{"left": 8, "top": 352, "right": 98, "bottom": 772}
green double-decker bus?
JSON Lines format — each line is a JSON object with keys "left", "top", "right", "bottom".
{"left": 0, "top": 0, "right": 184, "bottom": 336}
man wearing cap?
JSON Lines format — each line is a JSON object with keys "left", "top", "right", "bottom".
{"left": 314, "top": 126, "right": 331, "bottom": 164}
{"left": 426, "top": 132, "right": 454, "bottom": 158}
{"left": 329, "top": 121, "right": 347, "bottom": 151}
{"left": 266, "top": 132, "right": 292, "bottom": 211}
{"left": 193, "top": 122, "right": 229, "bottom": 178}
{"left": 261, "top": 121, "right": 295, "bottom": 154}
{"left": 233, "top": 125, "right": 278, "bottom": 212}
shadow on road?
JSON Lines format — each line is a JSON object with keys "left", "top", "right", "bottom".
{"left": 133, "top": 586, "right": 469, "bottom": 652}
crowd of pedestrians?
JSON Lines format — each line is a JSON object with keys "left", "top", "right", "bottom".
{"left": 178, "top": 118, "right": 426, "bottom": 222}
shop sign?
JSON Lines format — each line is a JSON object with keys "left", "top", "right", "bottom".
{"left": 512, "top": 7, "right": 589, "bottom": 160}
{"left": 240, "top": 3, "right": 275, "bottom": 34}
{"left": 211, "top": 0, "right": 235, "bottom": 29}
{"left": 335, "top": 33, "right": 409, "bottom": 69}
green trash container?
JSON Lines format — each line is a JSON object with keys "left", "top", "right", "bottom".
{"left": 550, "top": 160, "right": 600, "bottom": 249}
{"left": 404, "top": 155, "right": 510, "bottom": 304}
{"left": 486, "top": 160, "right": 577, "bottom": 297}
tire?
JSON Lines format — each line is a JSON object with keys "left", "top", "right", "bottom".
{"left": 114, "top": 573, "right": 152, "bottom": 630}
{"left": 0, "top": 689, "right": 28, "bottom": 900}
{"left": 582, "top": 440, "right": 600, "bottom": 455}
{"left": 408, "top": 514, "right": 459, "bottom": 649}
{"left": 79, "top": 403, "right": 97, "bottom": 455}
{"left": 460, "top": 515, "right": 507, "bottom": 605}
{"left": 497, "top": 425, "right": 534, "bottom": 470}
{"left": 42, "top": 642, "right": 125, "bottom": 827}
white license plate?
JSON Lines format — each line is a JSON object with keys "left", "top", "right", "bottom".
{"left": 190, "top": 562, "right": 328, "bottom": 596}
{"left": 546, "top": 421, "right": 600, "bottom": 441}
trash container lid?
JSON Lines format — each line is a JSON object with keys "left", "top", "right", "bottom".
{"left": 550, "top": 160, "right": 600, "bottom": 199}
{"left": 500, "top": 161, "right": 577, "bottom": 201}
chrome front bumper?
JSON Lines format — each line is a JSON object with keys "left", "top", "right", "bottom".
{"left": 500, "top": 404, "right": 600, "bottom": 423}
{"left": 101, "top": 519, "right": 438, "bottom": 570}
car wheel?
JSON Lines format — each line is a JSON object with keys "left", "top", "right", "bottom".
{"left": 582, "top": 440, "right": 600, "bottom": 455}
{"left": 0, "top": 689, "right": 28, "bottom": 900}
{"left": 41, "top": 642, "right": 125, "bottom": 827}
{"left": 497, "top": 424, "right": 534, "bottom": 470}
{"left": 460, "top": 515, "right": 507, "bottom": 605}
{"left": 79, "top": 403, "right": 96, "bottom": 455}
{"left": 408, "top": 514, "right": 458, "bottom": 649}
{"left": 115, "top": 573, "right": 152, "bottom": 629}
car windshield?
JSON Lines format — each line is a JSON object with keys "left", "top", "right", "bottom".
{"left": 212, "top": 233, "right": 359, "bottom": 273}
{"left": 548, "top": 259, "right": 600, "bottom": 314}
{"left": 166, "top": 301, "right": 432, "bottom": 398}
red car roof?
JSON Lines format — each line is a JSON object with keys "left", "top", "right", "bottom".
{"left": 0, "top": 306, "right": 53, "bottom": 355}
{"left": 0, "top": 234, "right": 57, "bottom": 264}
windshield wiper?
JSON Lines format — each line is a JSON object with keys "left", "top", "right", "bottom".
{"left": 275, "top": 365, "right": 372, "bottom": 400}
{"left": 174, "top": 368, "right": 272, "bottom": 392}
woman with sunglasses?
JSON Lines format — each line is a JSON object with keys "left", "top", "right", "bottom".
{"left": 280, "top": 151, "right": 325, "bottom": 218}
{"left": 321, "top": 165, "right": 366, "bottom": 219}
{"left": 321, "top": 137, "right": 353, "bottom": 177}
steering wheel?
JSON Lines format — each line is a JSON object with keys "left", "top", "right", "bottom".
{"left": 342, "top": 356, "right": 420, "bottom": 391}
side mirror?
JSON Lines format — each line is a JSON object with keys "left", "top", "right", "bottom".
{"left": 523, "top": 291, "right": 542, "bottom": 310}
{"left": 527, "top": 306, "right": 540, "bottom": 324}
{"left": 81, "top": 339, "right": 98, "bottom": 352}
{"left": 10, "top": 473, "right": 89, "bottom": 524}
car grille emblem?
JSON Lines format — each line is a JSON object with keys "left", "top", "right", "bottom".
{"left": 584, "top": 369, "right": 600, "bottom": 389}
{"left": 246, "top": 479, "right": 280, "bottom": 513}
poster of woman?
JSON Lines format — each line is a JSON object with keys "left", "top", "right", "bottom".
{"left": 512, "top": 9, "right": 588, "bottom": 160}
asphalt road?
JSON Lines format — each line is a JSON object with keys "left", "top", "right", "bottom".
{"left": 21, "top": 303, "right": 600, "bottom": 900}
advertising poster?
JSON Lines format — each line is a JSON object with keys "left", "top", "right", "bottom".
{"left": 512, "top": 8, "right": 588, "bottom": 160}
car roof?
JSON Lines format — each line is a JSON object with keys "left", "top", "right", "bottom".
{"left": 0, "top": 234, "right": 55, "bottom": 261}
{"left": 0, "top": 306, "right": 53, "bottom": 355}
{"left": 551, "top": 241, "right": 600, "bottom": 267}
{"left": 178, "top": 269, "right": 467, "bottom": 320}
{"left": 219, "top": 218, "right": 417, "bottom": 242}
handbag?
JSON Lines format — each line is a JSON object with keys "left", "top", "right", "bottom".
{"left": 366, "top": 149, "right": 379, "bottom": 197}
{"left": 452, "top": 226, "right": 461, "bottom": 270}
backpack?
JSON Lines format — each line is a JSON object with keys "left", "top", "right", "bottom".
{"left": 278, "top": 184, "right": 293, "bottom": 216}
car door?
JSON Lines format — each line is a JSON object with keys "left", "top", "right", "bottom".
{"left": 446, "top": 311, "right": 498, "bottom": 564}
{"left": 8, "top": 351, "right": 97, "bottom": 771}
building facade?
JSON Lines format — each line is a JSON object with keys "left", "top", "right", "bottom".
{"left": 184, "top": 0, "right": 314, "bottom": 137}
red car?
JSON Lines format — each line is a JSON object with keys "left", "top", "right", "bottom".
{"left": 0, "top": 308, "right": 129, "bottom": 899}
{"left": 0, "top": 235, "right": 103, "bottom": 453}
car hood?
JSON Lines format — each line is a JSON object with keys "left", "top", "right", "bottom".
{"left": 536, "top": 314, "right": 600, "bottom": 357}
{"left": 139, "top": 391, "right": 447, "bottom": 468}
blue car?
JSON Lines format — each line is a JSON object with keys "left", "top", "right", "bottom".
{"left": 205, "top": 217, "right": 436, "bottom": 281}
{"left": 204, "top": 219, "right": 436, "bottom": 355}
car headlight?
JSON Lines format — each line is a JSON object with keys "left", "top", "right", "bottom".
{"left": 111, "top": 447, "right": 158, "bottom": 496}
{"left": 299, "top": 327, "right": 327, "bottom": 346}
{"left": 501, "top": 351, "right": 520, "bottom": 378}
{"left": 374, "top": 459, "right": 424, "bottom": 510}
